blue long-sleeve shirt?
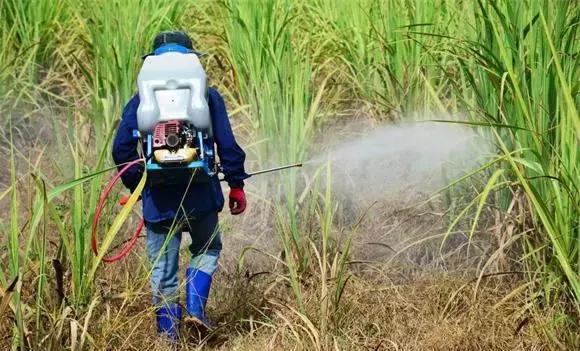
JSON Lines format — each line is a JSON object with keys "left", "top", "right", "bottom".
{"left": 112, "top": 87, "right": 248, "bottom": 223}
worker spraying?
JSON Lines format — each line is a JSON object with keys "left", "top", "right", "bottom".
{"left": 111, "top": 31, "right": 248, "bottom": 340}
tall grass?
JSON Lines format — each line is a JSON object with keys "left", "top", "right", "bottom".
{"left": 220, "top": 0, "right": 323, "bottom": 166}
{"left": 0, "top": 0, "right": 68, "bottom": 83}
{"left": 307, "top": 0, "right": 461, "bottom": 115}
{"left": 219, "top": 6, "right": 356, "bottom": 346}
{"left": 77, "top": 0, "right": 180, "bottom": 131}
{"left": 238, "top": 163, "right": 355, "bottom": 349}
{"left": 220, "top": 0, "right": 327, "bottom": 295}
{"left": 1, "top": 1, "right": 180, "bottom": 348}
{"left": 450, "top": 0, "right": 579, "bottom": 336}
{"left": 1, "top": 126, "right": 145, "bottom": 348}
{"left": 7, "top": 122, "right": 25, "bottom": 349}
{"left": 0, "top": 23, "right": 16, "bottom": 106}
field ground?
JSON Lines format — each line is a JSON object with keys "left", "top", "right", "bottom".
{"left": 82, "top": 269, "right": 547, "bottom": 350}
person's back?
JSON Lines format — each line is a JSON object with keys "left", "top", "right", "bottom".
{"left": 112, "top": 31, "right": 248, "bottom": 341}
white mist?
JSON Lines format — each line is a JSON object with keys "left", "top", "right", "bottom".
{"left": 306, "top": 121, "right": 490, "bottom": 205}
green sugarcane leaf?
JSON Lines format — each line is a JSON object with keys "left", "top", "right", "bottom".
{"left": 87, "top": 169, "right": 147, "bottom": 282}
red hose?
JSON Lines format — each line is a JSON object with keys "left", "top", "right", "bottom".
{"left": 91, "top": 159, "right": 145, "bottom": 263}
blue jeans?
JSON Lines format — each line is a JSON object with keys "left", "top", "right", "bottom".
{"left": 146, "top": 212, "right": 221, "bottom": 306}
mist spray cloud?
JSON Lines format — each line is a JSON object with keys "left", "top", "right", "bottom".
{"left": 306, "top": 121, "right": 490, "bottom": 205}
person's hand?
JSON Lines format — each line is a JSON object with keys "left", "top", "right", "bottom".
{"left": 229, "top": 187, "right": 246, "bottom": 215}
{"left": 119, "top": 194, "right": 141, "bottom": 206}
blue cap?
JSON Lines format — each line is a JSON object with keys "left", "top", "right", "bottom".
{"left": 142, "top": 43, "right": 203, "bottom": 59}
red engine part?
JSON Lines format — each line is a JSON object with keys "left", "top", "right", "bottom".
{"left": 153, "top": 120, "right": 181, "bottom": 148}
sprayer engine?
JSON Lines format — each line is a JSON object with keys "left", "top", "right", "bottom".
{"left": 152, "top": 120, "right": 197, "bottom": 164}
{"left": 143, "top": 120, "right": 215, "bottom": 185}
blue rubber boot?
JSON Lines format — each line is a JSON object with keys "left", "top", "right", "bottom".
{"left": 156, "top": 303, "right": 182, "bottom": 341}
{"left": 185, "top": 268, "right": 214, "bottom": 329}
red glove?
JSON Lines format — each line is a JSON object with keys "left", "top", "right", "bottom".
{"left": 229, "top": 187, "right": 246, "bottom": 215}
{"left": 119, "top": 194, "right": 141, "bottom": 206}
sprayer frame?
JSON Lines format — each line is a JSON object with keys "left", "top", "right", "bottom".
{"left": 143, "top": 130, "right": 216, "bottom": 185}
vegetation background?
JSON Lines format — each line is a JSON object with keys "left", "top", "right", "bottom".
{"left": 0, "top": 0, "right": 577, "bottom": 350}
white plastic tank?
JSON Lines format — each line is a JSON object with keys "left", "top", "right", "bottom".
{"left": 136, "top": 52, "right": 211, "bottom": 134}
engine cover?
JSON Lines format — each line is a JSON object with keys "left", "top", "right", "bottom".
{"left": 152, "top": 120, "right": 197, "bottom": 164}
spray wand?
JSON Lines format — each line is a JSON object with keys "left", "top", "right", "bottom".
{"left": 220, "top": 162, "right": 303, "bottom": 181}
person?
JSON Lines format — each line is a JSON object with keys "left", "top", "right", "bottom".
{"left": 112, "top": 31, "right": 248, "bottom": 340}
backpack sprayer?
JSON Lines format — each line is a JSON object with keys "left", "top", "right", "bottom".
{"left": 90, "top": 50, "right": 302, "bottom": 263}
{"left": 136, "top": 50, "right": 215, "bottom": 183}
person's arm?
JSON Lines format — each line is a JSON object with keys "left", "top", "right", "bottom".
{"left": 208, "top": 88, "right": 249, "bottom": 187}
{"left": 208, "top": 88, "right": 249, "bottom": 214}
{"left": 112, "top": 94, "right": 144, "bottom": 192}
